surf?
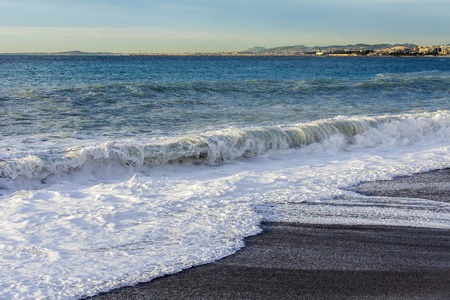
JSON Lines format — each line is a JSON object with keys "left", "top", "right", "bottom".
{"left": 1, "top": 111, "right": 449, "bottom": 181}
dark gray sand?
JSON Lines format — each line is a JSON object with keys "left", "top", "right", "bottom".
{"left": 347, "top": 168, "right": 450, "bottom": 202}
{"left": 85, "top": 169, "right": 450, "bottom": 300}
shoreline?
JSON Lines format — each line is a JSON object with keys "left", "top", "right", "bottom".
{"left": 85, "top": 169, "right": 450, "bottom": 299}
{"left": 1, "top": 53, "right": 449, "bottom": 57}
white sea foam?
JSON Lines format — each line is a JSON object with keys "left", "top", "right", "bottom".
{"left": 1, "top": 111, "right": 449, "bottom": 181}
{"left": 1, "top": 112, "right": 450, "bottom": 299}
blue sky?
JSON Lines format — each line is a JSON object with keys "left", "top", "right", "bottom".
{"left": 0, "top": 0, "right": 449, "bottom": 53}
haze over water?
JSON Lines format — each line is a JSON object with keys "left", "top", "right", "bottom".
{"left": 1, "top": 55, "right": 450, "bottom": 299}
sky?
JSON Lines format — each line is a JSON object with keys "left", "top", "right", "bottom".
{"left": 0, "top": 0, "right": 449, "bottom": 53}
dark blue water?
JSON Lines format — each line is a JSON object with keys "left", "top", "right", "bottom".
{"left": 1, "top": 55, "right": 449, "bottom": 137}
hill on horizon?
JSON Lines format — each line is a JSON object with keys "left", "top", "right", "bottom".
{"left": 243, "top": 43, "right": 419, "bottom": 54}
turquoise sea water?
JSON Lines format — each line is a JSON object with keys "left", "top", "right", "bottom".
{"left": 1, "top": 56, "right": 449, "bottom": 299}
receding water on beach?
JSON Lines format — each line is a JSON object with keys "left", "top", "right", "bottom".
{"left": 1, "top": 56, "right": 450, "bottom": 299}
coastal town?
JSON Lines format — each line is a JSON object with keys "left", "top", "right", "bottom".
{"left": 137, "top": 44, "right": 450, "bottom": 57}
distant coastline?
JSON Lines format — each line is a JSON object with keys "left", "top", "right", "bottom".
{"left": 1, "top": 43, "right": 450, "bottom": 57}
{"left": 0, "top": 50, "right": 122, "bottom": 56}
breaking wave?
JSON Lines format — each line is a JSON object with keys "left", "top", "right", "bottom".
{"left": 1, "top": 111, "right": 449, "bottom": 180}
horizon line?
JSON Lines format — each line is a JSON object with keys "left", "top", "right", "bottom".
{"left": 1, "top": 42, "right": 450, "bottom": 56}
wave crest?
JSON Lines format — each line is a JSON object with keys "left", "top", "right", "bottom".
{"left": 1, "top": 111, "right": 449, "bottom": 180}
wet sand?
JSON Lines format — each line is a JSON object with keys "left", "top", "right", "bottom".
{"left": 85, "top": 169, "right": 450, "bottom": 300}
{"left": 347, "top": 168, "right": 450, "bottom": 202}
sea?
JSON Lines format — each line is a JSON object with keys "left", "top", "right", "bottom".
{"left": 1, "top": 55, "right": 449, "bottom": 299}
